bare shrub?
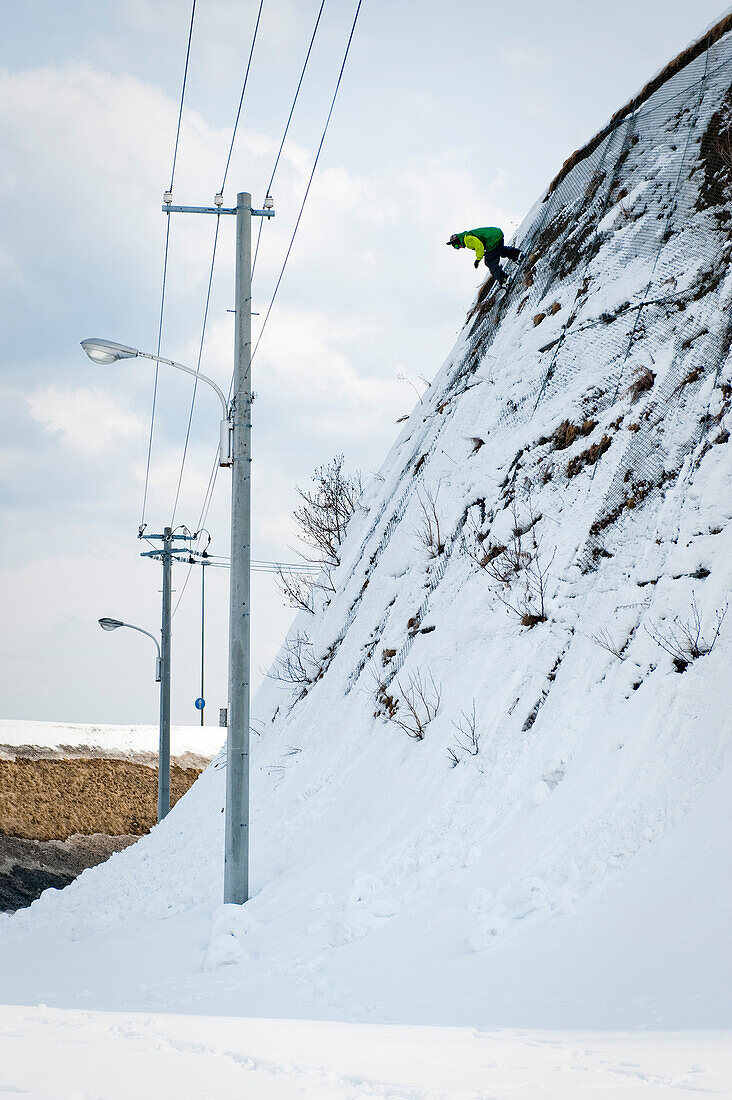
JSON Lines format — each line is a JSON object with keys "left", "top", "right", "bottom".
{"left": 469, "top": 436, "right": 485, "bottom": 454}
{"left": 293, "top": 455, "right": 362, "bottom": 568}
{"left": 275, "top": 455, "right": 362, "bottom": 609}
{"left": 269, "top": 631, "right": 318, "bottom": 685}
{"left": 274, "top": 566, "right": 316, "bottom": 614}
{"left": 448, "top": 701, "right": 480, "bottom": 766}
{"left": 645, "top": 594, "right": 727, "bottom": 672}
{"left": 416, "top": 486, "right": 445, "bottom": 557}
{"left": 589, "top": 628, "right": 627, "bottom": 660}
{"left": 465, "top": 490, "right": 555, "bottom": 627}
{"left": 392, "top": 670, "right": 441, "bottom": 740}
{"left": 375, "top": 669, "right": 441, "bottom": 740}
{"left": 627, "top": 366, "right": 656, "bottom": 403}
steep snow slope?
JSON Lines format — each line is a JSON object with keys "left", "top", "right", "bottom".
{"left": 2, "top": 20, "right": 732, "bottom": 1029}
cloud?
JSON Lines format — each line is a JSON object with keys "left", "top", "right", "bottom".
{"left": 27, "top": 386, "right": 145, "bottom": 456}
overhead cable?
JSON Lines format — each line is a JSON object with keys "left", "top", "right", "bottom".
{"left": 175, "top": 0, "right": 363, "bottom": 615}
{"left": 169, "top": 0, "right": 265, "bottom": 528}
{"left": 220, "top": 0, "right": 265, "bottom": 193}
{"left": 140, "top": 0, "right": 197, "bottom": 534}
{"left": 250, "top": 0, "right": 363, "bottom": 365}
{"left": 251, "top": 0, "right": 327, "bottom": 277}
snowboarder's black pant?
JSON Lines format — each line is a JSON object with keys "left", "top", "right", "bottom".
{"left": 484, "top": 243, "right": 521, "bottom": 284}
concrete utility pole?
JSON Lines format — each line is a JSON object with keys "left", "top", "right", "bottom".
{"left": 159, "top": 525, "right": 173, "bottom": 820}
{"left": 225, "top": 192, "right": 253, "bottom": 903}
{"left": 140, "top": 526, "right": 196, "bottom": 821}
{"left": 159, "top": 190, "right": 273, "bottom": 903}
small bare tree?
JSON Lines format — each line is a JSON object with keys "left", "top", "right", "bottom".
{"left": 588, "top": 628, "right": 627, "bottom": 660}
{"left": 447, "top": 701, "right": 480, "bottom": 766}
{"left": 415, "top": 486, "right": 445, "bottom": 558}
{"left": 269, "top": 631, "right": 318, "bottom": 685}
{"left": 392, "top": 670, "right": 441, "bottom": 740}
{"left": 274, "top": 566, "right": 317, "bottom": 614}
{"left": 374, "top": 669, "right": 441, "bottom": 740}
{"left": 275, "top": 455, "right": 362, "bottom": 609}
{"left": 645, "top": 595, "right": 727, "bottom": 672}
{"left": 464, "top": 489, "right": 554, "bottom": 627}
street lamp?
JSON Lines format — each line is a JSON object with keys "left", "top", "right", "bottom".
{"left": 97, "top": 616, "right": 171, "bottom": 822}
{"left": 81, "top": 340, "right": 232, "bottom": 466}
{"left": 98, "top": 617, "right": 161, "bottom": 680}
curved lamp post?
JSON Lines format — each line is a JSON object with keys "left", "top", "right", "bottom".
{"left": 81, "top": 340, "right": 232, "bottom": 466}
{"left": 98, "top": 616, "right": 169, "bottom": 822}
{"left": 98, "top": 617, "right": 162, "bottom": 680}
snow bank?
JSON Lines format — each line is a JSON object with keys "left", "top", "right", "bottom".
{"left": 0, "top": 718, "right": 222, "bottom": 761}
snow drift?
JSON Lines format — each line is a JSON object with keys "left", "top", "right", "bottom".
{"left": 2, "top": 18, "right": 732, "bottom": 1029}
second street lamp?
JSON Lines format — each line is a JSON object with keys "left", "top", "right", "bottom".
{"left": 97, "top": 616, "right": 171, "bottom": 821}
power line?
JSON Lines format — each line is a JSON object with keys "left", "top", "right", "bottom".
{"left": 250, "top": 0, "right": 363, "bottom": 365}
{"left": 220, "top": 0, "right": 265, "bottom": 194}
{"left": 251, "top": 0, "right": 327, "bottom": 277}
{"left": 170, "top": 216, "right": 221, "bottom": 526}
{"left": 169, "top": 0, "right": 265, "bottom": 528}
{"left": 175, "top": 0, "right": 363, "bottom": 616}
{"left": 140, "top": 0, "right": 197, "bottom": 534}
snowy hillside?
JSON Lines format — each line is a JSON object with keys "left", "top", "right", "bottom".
{"left": 1, "top": 17, "right": 731, "bottom": 1031}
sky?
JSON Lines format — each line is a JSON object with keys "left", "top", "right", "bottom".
{"left": 0, "top": 0, "right": 726, "bottom": 726}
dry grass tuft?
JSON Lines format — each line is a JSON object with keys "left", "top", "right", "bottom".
{"left": 533, "top": 313, "right": 546, "bottom": 326}
{"left": 627, "top": 366, "right": 656, "bottom": 403}
{"left": 566, "top": 434, "right": 612, "bottom": 478}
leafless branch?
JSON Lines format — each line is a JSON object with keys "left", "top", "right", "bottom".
{"left": 415, "top": 486, "right": 445, "bottom": 558}
{"left": 448, "top": 701, "right": 480, "bottom": 764}
{"left": 374, "top": 669, "right": 441, "bottom": 741}
{"left": 269, "top": 631, "right": 318, "bottom": 685}
{"left": 645, "top": 594, "right": 727, "bottom": 672}
{"left": 588, "top": 628, "right": 627, "bottom": 660}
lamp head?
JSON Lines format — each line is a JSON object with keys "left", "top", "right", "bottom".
{"left": 98, "top": 617, "right": 124, "bottom": 631}
{"left": 81, "top": 339, "right": 139, "bottom": 365}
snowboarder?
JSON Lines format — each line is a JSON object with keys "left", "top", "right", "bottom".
{"left": 447, "top": 227, "right": 521, "bottom": 286}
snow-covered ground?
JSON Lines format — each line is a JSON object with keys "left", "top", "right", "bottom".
{"left": 0, "top": 718, "right": 222, "bottom": 760}
{"left": 2, "top": 17, "right": 732, "bottom": 1098}
{"left": 1, "top": 1008, "right": 729, "bottom": 1099}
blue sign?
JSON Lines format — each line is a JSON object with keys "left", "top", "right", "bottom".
{"left": 195, "top": 697, "right": 205, "bottom": 711}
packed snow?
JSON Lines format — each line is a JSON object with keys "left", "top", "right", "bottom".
{"left": 1, "top": 1008, "right": 729, "bottom": 1099}
{"left": 2, "top": 17, "right": 732, "bottom": 1099}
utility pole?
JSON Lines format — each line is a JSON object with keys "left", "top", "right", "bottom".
{"left": 140, "top": 526, "right": 196, "bottom": 821}
{"left": 226, "top": 191, "right": 253, "bottom": 903}
{"left": 160, "top": 190, "right": 274, "bottom": 902}
{"left": 160, "top": 525, "right": 173, "bottom": 819}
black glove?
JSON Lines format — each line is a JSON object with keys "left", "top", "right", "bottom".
{"left": 474, "top": 257, "right": 480, "bottom": 269}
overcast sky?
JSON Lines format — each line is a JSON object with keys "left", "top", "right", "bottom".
{"left": 0, "top": 0, "right": 725, "bottom": 726}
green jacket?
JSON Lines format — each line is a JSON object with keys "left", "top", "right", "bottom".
{"left": 453, "top": 227, "right": 504, "bottom": 262}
